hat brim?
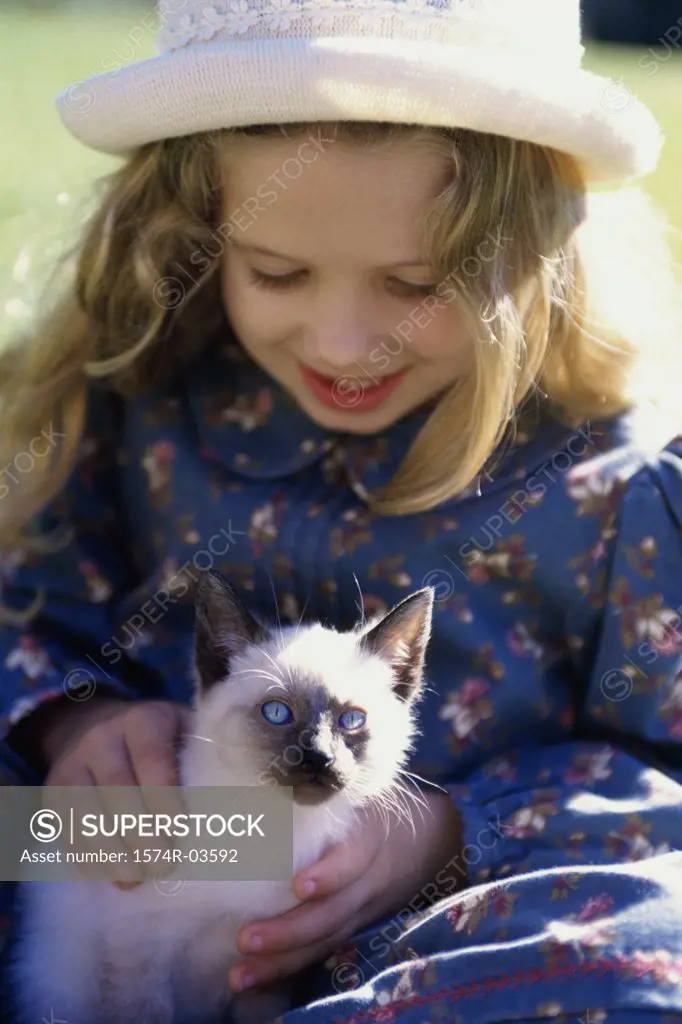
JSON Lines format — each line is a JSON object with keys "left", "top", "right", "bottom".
{"left": 56, "top": 35, "right": 662, "bottom": 183}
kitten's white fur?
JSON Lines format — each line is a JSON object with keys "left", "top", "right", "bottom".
{"left": 12, "top": 615, "right": 424, "bottom": 1024}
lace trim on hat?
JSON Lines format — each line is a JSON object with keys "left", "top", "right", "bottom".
{"left": 159, "top": 0, "right": 481, "bottom": 50}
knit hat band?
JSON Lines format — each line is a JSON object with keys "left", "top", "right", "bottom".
{"left": 157, "top": 0, "right": 583, "bottom": 66}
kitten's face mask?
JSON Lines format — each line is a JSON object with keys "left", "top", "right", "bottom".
{"left": 192, "top": 573, "right": 434, "bottom": 807}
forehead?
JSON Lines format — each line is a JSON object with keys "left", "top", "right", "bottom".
{"left": 268, "top": 682, "right": 346, "bottom": 721}
{"left": 245, "top": 626, "right": 394, "bottom": 705}
{"left": 220, "top": 136, "right": 450, "bottom": 268}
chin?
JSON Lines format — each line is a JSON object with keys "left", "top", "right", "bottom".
{"left": 291, "top": 783, "right": 339, "bottom": 807}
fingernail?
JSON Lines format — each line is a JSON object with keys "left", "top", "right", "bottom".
{"left": 237, "top": 970, "right": 256, "bottom": 992}
{"left": 302, "top": 878, "right": 317, "bottom": 896}
{"left": 245, "top": 932, "right": 263, "bottom": 953}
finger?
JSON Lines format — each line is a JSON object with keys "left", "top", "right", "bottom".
{"left": 124, "top": 710, "right": 190, "bottom": 878}
{"left": 237, "top": 885, "right": 365, "bottom": 956}
{"left": 127, "top": 705, "right": 189, "bottom": 789}
{"left": 123, "top": 736, "right": 180, "bottom": 882}
{"left": 293, "top": 834, "right": 376, "bottom": 901}
{"left": 43, "top": 764, "right": 99, "bottom": 882}
{"left": 91, "top": 781, "right": 144, "bottom": 890}
{"left": 44, "top": 760, "right": 92, "bottom": 789}
{"left": 49, "top": 764, "right": 140, "bottom": 888}
{"left": 125, "top": 709, "right": 188, "bottom": 816}
{"left": 229, "top": 925, "right": 357, "bottom": 993}
{"left": 91, "top": 735, "right": 156, "bottom": 883}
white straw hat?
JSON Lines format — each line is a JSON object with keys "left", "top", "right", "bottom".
{"left": 56, "top": 0, "right": 663, "bottom": 183}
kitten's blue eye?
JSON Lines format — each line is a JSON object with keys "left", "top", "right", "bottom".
{"left": 261, "top": 700, "right": 293, "bottom": 725}
{"left": 339, "top": 708, "right": 366, "bottom": 731}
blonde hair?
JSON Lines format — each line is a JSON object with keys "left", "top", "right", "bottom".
{"left": 1, "top": 120, "right": 680, "bottom": 545}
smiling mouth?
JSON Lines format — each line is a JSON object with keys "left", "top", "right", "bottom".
{"left": 308, "top": 369, "right": 404, "bottom": 385}
{"left": 298, "top": 362, "right": 409, "bottom": 412}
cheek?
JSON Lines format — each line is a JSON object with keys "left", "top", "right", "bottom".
{"left": 351, "top": 736, "right": 400, "bottom": 793}
{"left": 356, "top": 704, "right": 416, "bottom": 776}
{"left": 335, "top": 737, "right": 363, "bottom": 774}
{"left": 221, "top": 259, "right": 278, "bottom": 346}
{"left": 221, "top": 252, "right": 240, "bottom": 306}
{"left": 206, "top": 714, "right": 252, "bottom": 771}
{"left": 408, "top": 306, "right": 473, "bottom": 365}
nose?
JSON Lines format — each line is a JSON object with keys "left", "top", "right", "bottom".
{"left": 308, "top": 334, "right": 371, "bottom": 367}
{"left": 301, "top": 749, "right": 335, "bottom": 774}
{"left": 304, "top": 297, "right": 375, "bottom": 367}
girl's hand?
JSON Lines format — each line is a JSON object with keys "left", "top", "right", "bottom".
{"left": 229, "top": 789, "right": 463, "bottom": 994}
{"left": 39, "top": 696, "right": 192, "bottom": 888}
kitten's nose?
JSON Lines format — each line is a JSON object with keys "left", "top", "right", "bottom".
{"left": 301, "top": 749, "right": 335, "bottom": 774}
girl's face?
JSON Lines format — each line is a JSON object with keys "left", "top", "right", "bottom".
{"left": 220, "top": 134, "right": 473, "bottom": 434}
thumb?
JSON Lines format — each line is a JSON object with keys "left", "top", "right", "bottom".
{"left": 293, "top": 830, "right": 376, "bottom": 901}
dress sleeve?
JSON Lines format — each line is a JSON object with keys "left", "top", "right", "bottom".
{"left": 0, "top": 386, "right": 164, "bottom": 782}
{"left": 336, "top": 439, "right": 682, "bottom": 1024}
{"left": 448, "top": 437, "right": 682, "bottom": 883}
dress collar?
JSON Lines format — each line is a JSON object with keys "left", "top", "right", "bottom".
{"left": 182, "top": 334, "right": 622, "bottom": 508}
{"left": 183, "top": 335, "right": 337, "bottom": 479}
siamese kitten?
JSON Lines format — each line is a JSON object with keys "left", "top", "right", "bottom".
{"left": 12, "top": 573, "right": 434, "bottom": 1024}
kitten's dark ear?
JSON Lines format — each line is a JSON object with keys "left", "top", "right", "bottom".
{"left": 194, "top": 571, "right": 267, "bottom": 694}
{"left": 361, "top": 587, "right": 435, "bottom": 702}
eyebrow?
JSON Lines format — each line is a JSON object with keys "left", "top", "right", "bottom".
{"left": 230, "top": 240, "right": 429, "bottom": 269}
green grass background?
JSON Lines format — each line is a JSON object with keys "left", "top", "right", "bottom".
{"left": 1, "top": 3, "right": 681, "bottom": 342}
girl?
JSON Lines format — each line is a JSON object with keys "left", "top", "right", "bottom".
{"left": 2, "top": 0, "right": 682, "bottom": 1021}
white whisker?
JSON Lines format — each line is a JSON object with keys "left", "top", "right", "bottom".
{"left": 352, "top": 573, "right": 365, "bottom": 626}
{"left": 266, "top": 572, "right": 283, "bottom": 640}
{"left": 294, "top": 596, "right": 311, "bottom": 640}
{"left": 232, "top": 667, "right": 283, "bottom": 686}
{"left": 392, "top": 782, "right": 423, "bottom": 838}
{"left": 260, "top": 649, "right": 288, "bottom": 686}
{"left": 396, "top": 770, "right": 431, "bottom": 816}
{"left": 281, "top": 652, "right": 295, "bottom": 687}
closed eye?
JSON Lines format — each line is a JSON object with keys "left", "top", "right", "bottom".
{"left": 248, "top": 268, "right": 437, "bottom": 298}
{"left": 249, "top": 269, "right": 305, "bottom": 289}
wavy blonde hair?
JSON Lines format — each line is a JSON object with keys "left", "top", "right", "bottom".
{"left": 1, "top": 120, "right": 680, "bottom": 546}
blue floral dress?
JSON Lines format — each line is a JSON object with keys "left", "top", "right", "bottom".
{"left": 2, "top": 333, "right": 682, "bottom": 1024}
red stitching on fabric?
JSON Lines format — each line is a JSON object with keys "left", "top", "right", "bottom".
{"left": 329, "top": 954, "right": 682, "bottom": 1024}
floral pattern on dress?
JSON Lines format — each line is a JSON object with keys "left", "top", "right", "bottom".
{"left": 439, "top": 678, "right": 495, "bottom": 741}
{"left": 4, "top": 635, "right": 54, "bottom": 681}
{"left": 142, "top": 440, "right": 176, "bottom": 504}
{"left": 2, "top": 334, "right": 682, "bottom": 1022}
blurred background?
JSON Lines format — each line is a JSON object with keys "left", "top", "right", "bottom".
{"left": 1, "top": 0, "right": 681, "bottom": 344}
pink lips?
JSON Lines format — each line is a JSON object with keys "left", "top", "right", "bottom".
{"left": 299, "top": 363, "right": 407, "bottom": 412}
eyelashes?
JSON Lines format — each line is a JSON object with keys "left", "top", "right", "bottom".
{"left": 248, "top": 269, "right": 304, "bottom": 290}
{"left": 248, "top": 268, "right": 437, "bottom": 299}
